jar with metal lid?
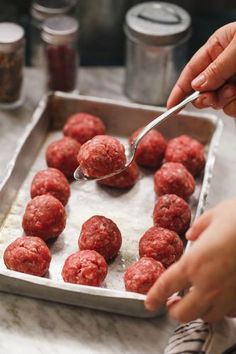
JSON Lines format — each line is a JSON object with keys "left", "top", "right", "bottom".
{"left": 30, "top": 0, "right": 78, "bottom": 67}
{"left": 124, "top": 2, "right": 191, "bottom": 106}
{"left": 41, "top": 15, "right": 79, "bottom": 92}
{"left": 0, "top": 23, "right": 25, "bottom": 109}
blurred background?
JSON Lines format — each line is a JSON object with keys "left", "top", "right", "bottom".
{"left": 0, "top": 0, "right": 235, "bottom": 66}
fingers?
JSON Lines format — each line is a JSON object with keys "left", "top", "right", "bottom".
{"left": 192, "top": 92, "right": 218, "bottom": 109}
{"left": 167, "top": 270, "right": 236, "bottom": 323}
{"left": 218, "top": 84, "right": 236, "bottom": 117}
{"left": 167, "top": 82, "right": 190, "bottom": 109}
{"left": 168, "top": 287, "right": 215, "bottom": 323}
{"left": 189, "top": 83, "right": 236, "bottom": 112}
{"left": 166, "top": 295, "right": 181, "bottom": 309}
{"left": 186, "top": 211, "right": 212, "bottom": 241}
{"left": 189, "top": 83, "right": 236, "bottom": 115}
{"left": 218, "top": 83, "right": 236, "bottom": 105}
{"left": 192, "top": 36, "right": 236, "bottom": 92}
{"left": 169, "top": 286, "right": 236, "bottom": 323}
{"left": 145, "top": 259, "right": 190, "bottom": 311}
{"left": 202, "top": 291, "right": 236, "bottom": 322}
{"left": 167, "top": 24, "right": 236, "bottom": 109}
{"left": 167, "top": 49, "right": 208, "bottom": 108}
{"left": 223, "top": 99, "right": 236, "bottom": 118}
{"left": 167, "top": 33, "right": 227, "bottom": 108}
{"left": 202, "top": 306, "right": 227, "bottom": 323}
{"left": 226, "top": 308, "right": 236, "bottom": 318}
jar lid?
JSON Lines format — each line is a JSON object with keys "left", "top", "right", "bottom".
{"left": 41, "top": 15, "right": 79, "bottom": 45}
{"left": 31, "top": 0, "right": 77, "bottom": 22}
{"left": 0, "top": 23, "right": 24, "bottom": 52}
{"left": 125, "top": 1, "right": 191, "bottom": 46}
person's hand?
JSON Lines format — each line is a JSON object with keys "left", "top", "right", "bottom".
{"left": 145, "top": 198, "right": 236, "bottom": 323}
{"left": 167, "top": 22, "right": 236, "bottom": 117}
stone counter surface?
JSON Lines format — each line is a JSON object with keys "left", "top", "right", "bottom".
{"left": 0, "top": 68, "right": 235, "bottom": 354}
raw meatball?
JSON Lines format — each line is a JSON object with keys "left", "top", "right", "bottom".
{"left": 77, "top": 135, "right": 126, "bottom": 178}
{"left": 98, "top": 162, "right": 139, "bottom": 189}
{"left": 124, "top": 257, "right": 165, "bottom": 294}
{"left": 78, "top": 215, "right": 122, "bottom": 261}
{"left": 154, "top": 162, "right": 195, "bottom": 200}
{"left": 153, "top": 194, "right": 191, "bottom": 235}
{"left": 3, "top": 236, "right": 51, "bottom": 276}
{"left": 31, "top": 167, "right": 70, "bottom": 206}
{"left": 129, "top": 128, "right": 167, "bottom": 168}
{"left": 139, "top": 226, "right": 183, "bottom": 268}
{"left": 165, "top": 135, "right": 205, "bottom": 176}
{"left": 46, "top": 137, "right": 81, "bottom": 178}
{"left": 63, "top": 112, "right": 106, "bottom": 144}
{"left": 62, "top": 250, "right": 108, "bottom": 286}
{"left": 22, "top": 195, "right": 66, "bottom": 241}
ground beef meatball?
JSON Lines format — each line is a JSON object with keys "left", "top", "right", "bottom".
{"left": 46, "top": 137, "right": 81, "bottom": 178}
{"left": 77, "top": 135, "right": 126, "bottom": 178}
{"left": 124, "top": 257, "right": 165, "bottom": 294}
{"left": 78, "top": 215, "right": 122, "bottom": 261}
{"left": 139, "top": 226, "right": 183, "bottom": 268}
{"left": 129, "top": 128, "right": 167, "bottom": 168}
{"left": 63, "top": 112, "right": 106, "bottom": 144}
{"left": 31, "top": 167, "right": 70, "bottom": 206}
{"left": 3, "top": 236, "right": 51, "bottom": 276}
{"left": 61, "top": 250, "right": 108, "bottom": 286}
{"left": 154, "top": 162, "right": 195, "bottom": 200}
{"left": 22, "top": 195, "right": 66, "bottom": 241}
{"left": 98, "top": 162, "right": 139, "bottom": 189}
{"left": 153, "top": 194, "right": 191, "bottom": 235}
{"left": 165, "top": 135, "right": 205, "bottom": 176}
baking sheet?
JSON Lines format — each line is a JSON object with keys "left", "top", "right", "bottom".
{"left": 0, "top": 92, "right": 223, "bottom": 317}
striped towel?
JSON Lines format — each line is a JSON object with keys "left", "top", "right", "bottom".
{"left": 164, "top": 318, "right": 236, "bottom": 354}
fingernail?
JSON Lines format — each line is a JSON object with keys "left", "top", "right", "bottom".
{"left": 192, "top": 74, "right": 206, "bottom": 88}
{"left": 223, "top": 87, "right": 235, "bottom": 99}
{"left": 167, "top": 296, "right": 181, "bottom": 308}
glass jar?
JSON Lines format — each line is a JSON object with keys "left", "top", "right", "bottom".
{"left": 30, "top": 0, "right": 78, "bottom": 67}
{"left": 0, "top": 23, "right": 25, "bottom": 109}
{"left": 41, "top": 15, "right": 79, "bottom": 92}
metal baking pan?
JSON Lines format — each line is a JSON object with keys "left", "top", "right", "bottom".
{"left": 0, "top": 92, "right": 223, "bottom": 317}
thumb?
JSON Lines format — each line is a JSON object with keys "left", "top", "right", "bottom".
{"left": 192, "top": 36, "right": 236, "bottom": 91}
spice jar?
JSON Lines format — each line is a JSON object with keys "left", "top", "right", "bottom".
{"left": 0, "top": 23, "right": 25, "bottom": 109}
{"left": 124, "top": 2, "right": 191, "bottom": 106}
{"left": 30, "top": 0, "right": 78, "bottom": 67}
{"left": 41, "top": 15, "right": 79, "bottom": 92}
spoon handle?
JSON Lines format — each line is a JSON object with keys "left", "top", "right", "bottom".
{"left": 133, "top": 91, "right": 201, "bottom": 148}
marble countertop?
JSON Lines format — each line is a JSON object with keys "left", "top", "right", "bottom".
{"left": 0, "top": 68, "right": 235, "bottom": 354}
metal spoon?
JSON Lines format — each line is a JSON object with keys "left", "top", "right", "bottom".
{"left": 74, "top": 91, "right": 200, "bottom": 181}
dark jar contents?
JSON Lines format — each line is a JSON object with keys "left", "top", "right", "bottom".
{"left": 46, "top": 44, "right": 77, "bottom": 91}
{"left": 0, "top": 51, "right": 23, "bottom": 103}
{"left": 41, "top": 16, "right": 79, "bottom": 92}
{"left": 0, "top": 23, "right": 24, "bottom": 107}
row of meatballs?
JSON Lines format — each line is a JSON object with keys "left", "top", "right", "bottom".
{"left": 124, "top": 128, "right": 205, "bottom": 293}
{"left": 3, "top": 111, "right": 205, "bottom": 294}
